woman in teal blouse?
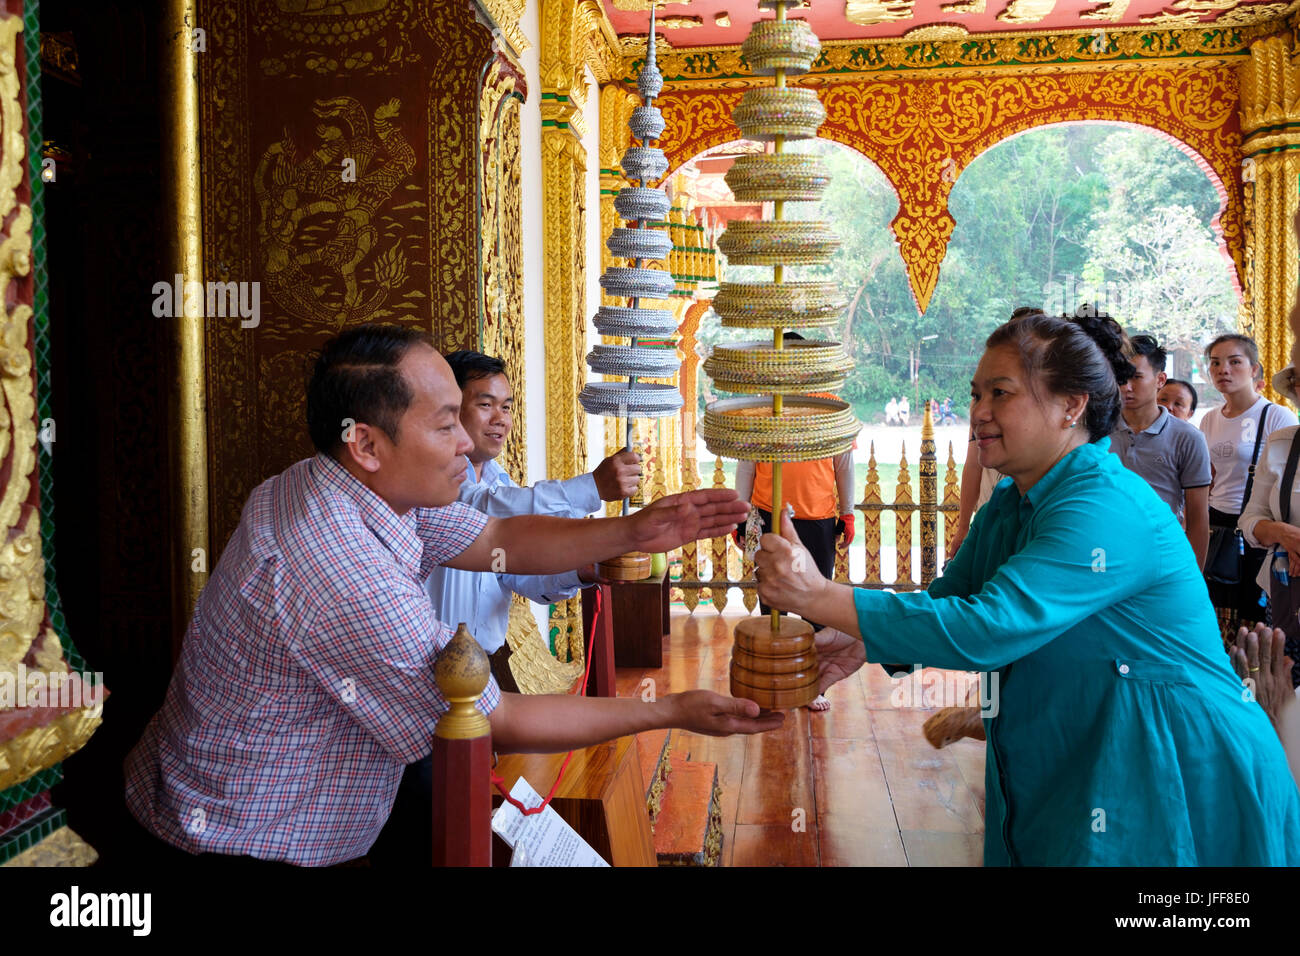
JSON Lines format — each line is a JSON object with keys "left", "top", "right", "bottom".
{"left": 756, "top": 312, "right": 1300, "bottom": 865}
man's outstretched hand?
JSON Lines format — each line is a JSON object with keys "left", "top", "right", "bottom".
{"left": 628, "top": 488, "right": 749, "bottom": 554}
{"left": 669, "top": 689, "right": 786, "bottom": 737}
{"left": 593, "top": 449, "right": 642, "bottom": 502}
{"left": 815, "top": 627, "right": 866, "bottom": 695}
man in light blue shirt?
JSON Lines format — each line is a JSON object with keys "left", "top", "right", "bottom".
{"left": 427, "top": 350, "right": 641, "bottom": 691}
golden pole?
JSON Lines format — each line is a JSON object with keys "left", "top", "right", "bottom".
{"left": 163, "top": 0, "right": 209, "bottom": 659}
{"left": 769, "top": 0, "right": 787, "bottom": 631}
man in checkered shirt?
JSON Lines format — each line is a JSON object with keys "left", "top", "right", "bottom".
{"left": 124, "top": 325, "right": 783, "bottom": 866}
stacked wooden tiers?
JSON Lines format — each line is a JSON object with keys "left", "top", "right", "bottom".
{"left": 702, "top": 0, "right": 861, "bottom": 709}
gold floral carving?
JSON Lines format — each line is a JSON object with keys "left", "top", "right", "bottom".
{"left": 0, "top": 513, "right": 46, "bottom": 676}
{"left": 477, "top": 0, "right": 531, "bottom": 57}
{"left": 845, "top": 0, "right": 916, "bottom": 26}
{"left": 481, "top": 58, "right": 529, "bottom": 483}
{"left": 658, "top": 67, "right": 1245, "bottom": 312}
{"left": 628, "top": 23, "right": 1276, "bottom": 85}
{"left": 505, "top": 596, "right": 582, "bottom": 694}
{"left": 904, "top": 24, "right": 971, "bottom": 39}
{"left": 0, "top": 17, "right": 22, "bottom": 222}
{"left": 255, "top": 0, "right": 419, "bottom": 76}
{"left": 197, "top": 0, "right": 256, "bottom": 549}
{"left": 1, "top": 826, "right": 99, "bottom": 867}
{"left": 0, "top": 10, "right": 101, "bottom": 794}
{"left": 420, "top": 1, "right": 497, "bottom": 354}
{"left": 0, "top": 706, "right": 105, "bottom": 792}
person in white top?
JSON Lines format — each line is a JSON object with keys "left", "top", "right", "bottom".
{"left": 1200, "top": 334, "right": 1298, "bottom": 636}
{"left": 1239, "top": 364, "right": 1300, "bottom": 690}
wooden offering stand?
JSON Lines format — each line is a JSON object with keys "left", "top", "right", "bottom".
{"left": 730, "top": 614, "right": 818, "bottom": 710}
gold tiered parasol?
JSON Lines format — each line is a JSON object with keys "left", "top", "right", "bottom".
{"left": 701, "top": 0, "right": 861, "bottom": 709}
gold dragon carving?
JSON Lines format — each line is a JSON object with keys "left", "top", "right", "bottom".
{"left": 254, "top": 95, "right": 415, "bottom": 329}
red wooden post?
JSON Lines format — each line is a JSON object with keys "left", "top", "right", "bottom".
{"left": 582, "top": 582, "right": 618, "bottom": 697}
{"left": 431, "top": 624, "right": 493, "bottom": 866}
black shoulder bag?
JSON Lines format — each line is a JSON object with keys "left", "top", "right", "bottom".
{"left": 1266, "top": 430, "right": 1300, "bottom": 687}
{"left": 1205, "top": 402, "right": 1271, "bottom": 585}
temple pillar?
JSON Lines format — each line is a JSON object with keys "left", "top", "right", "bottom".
{"left": 1240, "top": 33, "right": 1300, "bottom": 398}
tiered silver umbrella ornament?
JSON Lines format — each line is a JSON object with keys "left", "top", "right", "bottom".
{"left": 579, "top": 6, "right": 683, "bottom": 539}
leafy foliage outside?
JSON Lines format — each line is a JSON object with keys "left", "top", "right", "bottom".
{"left": 699, "top": 124, "right": 1240, "bottom": 424}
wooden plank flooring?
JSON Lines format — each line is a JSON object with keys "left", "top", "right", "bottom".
{"left": 615, "top": 611, "right": 986, "bottom": 867}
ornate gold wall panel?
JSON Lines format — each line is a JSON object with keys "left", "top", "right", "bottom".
{"left": 654, "top": 66, "right": 1245, "bottom": 313}
{"left": 196, "top": 0, "right": 507, "bottom": 553}
{"left": 0, "top": 7, "right": 100, "bottom": 795}
{"left": 1240, "top": 34, "right": 1300, "bottom": 398}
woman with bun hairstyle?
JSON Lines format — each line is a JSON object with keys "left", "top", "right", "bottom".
{"left": 754, "top": 312, "right": 1300, "bottom": 866}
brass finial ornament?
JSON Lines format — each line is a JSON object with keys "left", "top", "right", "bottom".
{"left": 703, "top": 0, "right": 861, "bottom": 709}
{"left": 433, "top": 623, "right": 492, "bottom": 740}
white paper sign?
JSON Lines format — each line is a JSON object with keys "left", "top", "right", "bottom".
{"left": 490, "top": 777, "right": 610, "bottom": 867}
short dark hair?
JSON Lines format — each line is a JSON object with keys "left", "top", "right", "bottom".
{"left": 1164, "top": 378, "right": 1198, "bottom": 415}
{"left": 306, "top": 324, "right": 434, "bottom": 455}
{"left": 1204, "top": 333, "right": 1261, "bottom": 377}
{"left": 1128, "top": 333, "right": 1167, "bottom": 374}
{"left": 444, "top": 350, "right": 506, "bottom": 391}
{"left": 1010, "top": 306, "right": 1044, "bottom": 320}
{"left": 985, "top": 312, "right": 1135, "bottom": 441}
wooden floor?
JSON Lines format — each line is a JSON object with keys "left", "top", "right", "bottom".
{"left": 614, "top": 611, "right": 987, "bottom": 867}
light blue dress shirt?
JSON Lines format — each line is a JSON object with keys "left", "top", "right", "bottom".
{"left": 425, "top": 456, "right": 601, "bottom": 654}
{"left": 853, "top": 438, "right": 1300, "bottom": 866}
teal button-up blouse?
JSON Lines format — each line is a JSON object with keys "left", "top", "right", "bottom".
{"left": 853, "top": 438, "right": 1300, "bottom": 865}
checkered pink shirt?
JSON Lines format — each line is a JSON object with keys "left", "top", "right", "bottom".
{"left": 125, "top": 454, "right": 499, "bottom": 865}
